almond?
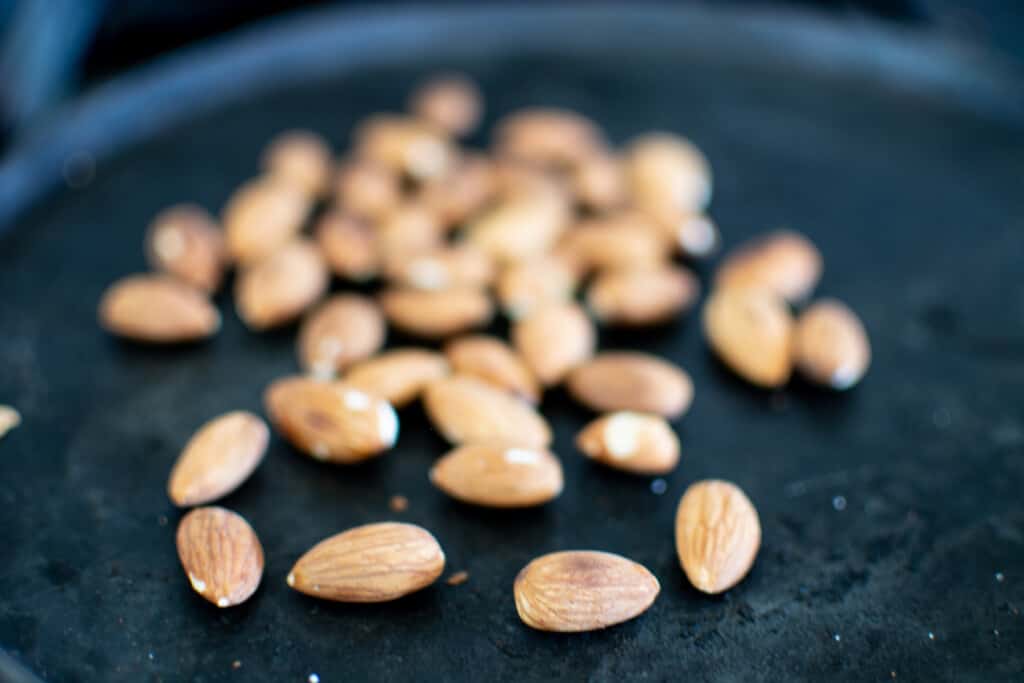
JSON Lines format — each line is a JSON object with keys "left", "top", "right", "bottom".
{"left": 0, "top": 405, "right": 21, "bottom": 440}
{"left": 465, "top": 189, "right": 570, "bottom": 263}
{"left": 167, "top": 411, "right": 269, "bottom": 507}
{"left": 416, "top": 154, "right": 495, "bottom": 227}
{"left": 715, "top": 230, "right": 822, "bottom": 302}
{"left": 587, "top": 266, "right": 700, "bottom": 326}
{"left": 98, "top": 274, "right": 220, "bottom": 342}
{"left": 379, "top": 288, "right": 493, "bottom": 339}
{"left": 513, "top": 551, "right": 660, "bottom": 632}
{"left": 287, "top": 522, "right": 445, "bottom": 602}
{"left": 334, "top": 160, "right": 401, "bottom": 222}
{"left": 144, "top": 204, "right": 226, "bottom": 292}
{"left": 495, "top": 255, "right": 578, "bottom": 320}
{"left": 644, "top": 205, "right": 720, "bottom": 259}
{"left": 702, "top": 287, "right": 794, "bottom": 388}
{"left": 223, "top": 177, "right": 311, "bottom": 265}
{"left": 409, "top": 73, "right": 482, "bottom": 137}
{"left": 384, "top": 244, "right": 494, "bottom": 291}
{"left": 354, "top": 114, "right": 455, "bottom": 181}
{"left": 429, "top": 443, "right": 563, "bottom": 507}
{"left": 376, "top": 201, "right": 444, "bottom": 263}
{"left": 262, "top": 130, "right": 333, "bottom": 197}
{"left": 176, "top": 506, "right": 264, "bottom": 608}
{"left": 576, "top": 412, "right": 680, "bottom": 475}
{"left": 263, "top": 376, "right": 399, "bottom": 463}
{"left": 512, "top": 303, "right": 595, "bottom": 387}
{"left": 235, "top": 239, "right": 329, "bottom": 330}
{"left": 494, "top": 108, "right": 605, "bottom": 168}
{"left": 423, "top": 375, "right": 552, "bottom": 447}
{"left": 492, "top": 159, "right": 566, "bottom": 200}
{"left": 344, "top": 349, "right": 450, "bottom": 407}
{"left": 444, "top": 335, "right": 540, "bottom": 404}
{"left": 556, "top": 212, "right": 668, "bottom": 273}
{"left": 626, "top": 132, "right": 712, "bottom": 213}
{"left": 794, "top": 299, "right": 870, "bottom": 390}
{"left": 315, "top": 211, "right": 379, "bottom": 281}
{"left": 297, "top": 295, "right": 386, "bottom": 378}
{"left": 567, "top": 352, "right": 693, "bottom": 418}
{"left": 675, "top": 480, "right": 761, "bottom": 594}
{"left": 572, "top": 153, "right": 625, "bottom": 212}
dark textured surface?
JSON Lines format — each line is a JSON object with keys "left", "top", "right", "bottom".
{"left": 1, "top": 5, "right": 1023, "bottom": 682}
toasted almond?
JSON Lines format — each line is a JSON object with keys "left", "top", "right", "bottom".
{"left": 512, "top": 303, "right": 596, "bottom": 387}
{"left": 556, "top": 212, "right": 668, "bottom": 273}
{"left": 168, "top": 411, "right": 269, "bottom": 507}
{"left": 223, "top": 177, "right": 311, "bottom": 265}
{"left": 423, "top": 375, "right": 552, "bottom": 447}
{"left": 587, "top": 266, "right": 700, "bottom": 326}
{"left": 334, "top": 160, "right": 401, "bottom": 222}
{"left": 794, "top": 299, "right": 870, "bottom": 390}
{"left": 379, "top": 288, "right": 493, "bottom": 339}
{"left": 235, "top": 239, "right": 328, "bottom": 331}
{"left": 513, "top": 551, "right": 660, "bottom": 632}
{"left": 494, "top": 108, "right": 605, "bottom": 168}
{"left": 287, "top": 522, "right": 445, "bottom": 602}
{"left": 98, "top": 274, "right": 220, "bottom": 342}
{"left": 567, "top": 352, "right": 694, "bottom": 418}
{"left": 262, "top": 130, "right": 333, "bottom": 197}
{"left": 715, "top": 230, "right": 822, "bottom": 302}
{"left": 675, "top": 480, "right": 761, "bottom": 594}
{"left": 626, "top": 132, "right": 712, "bottom": 213}
{"left": 430, "top": 443, "right": 563, "bottom": 508}
{"left": 144, "top": 204, "right": 226, "bottom": 293}
{"left": 703, "top": 287, "right": 794, "bottom": 388}
{"left": 384, "top": 244, "right": 495, "bottom": 291}
{"left": 263, "top": 376, "right": 399, "bottom": 463}
{"left": 576, "top": 412, "right": 679, "bottom": 475}
{"left": 0, "top": 405, "right": 21, "bottom": 440}
{"left": 297, "top": 295, "right": 386, "bottom": 378}
{"left": 314, "top": 212, "right": 379, "bottom": 281}
{"left": 344, "top": 349, "right": 450, "bottom": 407}
{"left": 644, "top": 205, "right": 720, "bottom": 259}
{"left": 444, "top": 335, "right": 540, "bottom": 404}
{"left": 571, "top": 153, "right": 625, "bottom": 212}
{"left": 176, "top": 506, "right": 264, "bottom": 608}
{"left": 495, "top": 255, "right": 578, "bottom": 320}
{"left": 354, "top": 114, "right": 455, "bottom": 181}
{"left": 409, "top": 73, "right": 482, "bottom": 137}
{"left": 465, "top": 189, "right": 570, "bottom": 263}
{"left": 416, "top": 154, "right": 495, "bottom": 227}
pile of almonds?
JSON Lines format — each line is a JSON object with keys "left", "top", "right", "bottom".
{"left": 99, "top": 73, "right": 870, "bottom": 632}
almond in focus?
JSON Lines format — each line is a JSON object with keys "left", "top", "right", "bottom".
{"left": 576, "top": 412, "right": 680, "bottom": 476}
{"left": 98, "top": 274, "right": 220, "bottom": 343}
{"left": 430, "top": 443, "right": 563, "bottom": 508}
{"left": 176, "top": 506, "right": 264, "bottom": 608}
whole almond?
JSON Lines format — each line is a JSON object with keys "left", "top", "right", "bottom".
{"left": 376, "top": 201, "right": 444, "bottom": 263}
{"left": 715, "top": 230, "right": 822, "bottom": 302}
{"left": 496, "top": 255, "right": 578, "bottom": 319}
{"left": 567, "top": 352, "right": 693, "bottom": 418}
{"left": 297, "top": 295, "right": 386, "bottom": 378}
{"left": 430, "top": 443, "right": 563, "bottom": 507}
{"left": 445, "top": 335, "right": 540, "bottom": 404}
{"left": 465, "top": 189, "right": 570, "bottom": 263}
{"left": 794, "top": 299, "right": 870, "bottom": 389}
{"left": 556, "top": 212, "right": 668, "bottom": 273}
{"left": 379, "top": 288, "right": 493, "bottom": 339}
{"left": 703, "top": 287, "right": 794, "bottom": 388}
{"left": 409, "top": 73, "right": 482, "bottom": 137}
{"left": 626, "top": 132, "right": 712, "bottom": 213}
{"left": 98, "top": 274, "right": 220, "bottom": 343}
{"left": 354, "top": 114, "right": 455, "bottom": 181}
{"left": 384, "top": 244, "right": 495, "bottom": 291}
{"left": 416, "top": 154, "right": 495, "bottom": 227}
{"left": 344, "top": 349, "right": 450, "bottom": 407}
{"left": 572, "top": 153, "right": 625, "bottom": 212}
{"left": 675, "top": 480, "right": 761, "bottom": 594}
{"left": 315, "top": 211, "right": 379, "bottom": 281}
{"left": 262, "top": 129, "right": 333, "bottom": 197}
{"left": 0, "top": 405, "right": 21, "bottom": 440}
{"left": 423, "top": 375, "right": 552, "bottom": 447}
{"left": 223, "top": 177, "right": 311, "bottom": 265}
{"left": 145, "top": 204, "right": 226, "bottom": 292}
{"left": 168, "top": 411, "right": 269, "bottom": 507}
{"left": 235, "top": 239, "right": 329, "bottom": 330}
{"left": 287, "top": 522, "right": 445, "bottom": 602}
{"left": 176, "top": 506, "right": 264, "bottom": 608}
{"left": 512, "top": 302, "right": 595, "bottom": 387}
{"left": 263, "top": 376, "right": 399, "bottom": 463}
{"left": 513, "top": 551, "right": 660, "bottom": 632}
{"left": 587, "top": 266, "right": 700, "bottom": 326}
{"left": 576, "top": 412, "right": 680, "bottom": 475}
{"left": 334, "top": 160, "right": 401, "bottom": 222}
{"left": 494, "top": 108, "right": 605, "bottom": 168}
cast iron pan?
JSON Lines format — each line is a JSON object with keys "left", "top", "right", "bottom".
{"left": 1, "top": 4, "right": 1023, "bottom": 681}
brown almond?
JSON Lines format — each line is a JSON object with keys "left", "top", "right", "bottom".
{"left": 444, "top": 335, "right": 540, "bottom": 404}
{"left": 263, "top": 376, "right": 399, "bottom": 463}
{"left": 794, "top": 299, "right": 870, "bottom": 389}
{"left": 314, "top": 211, "right": 379, "bottom": 282}
{"left": 567, "top": 352, "right": 693, "bottom": 418}
{"left": 496, "top": 255, "right": 578, "bottom": 320}
{"left": 513, "top": 551, "right": 660, "bottom": 632}
{"left": 703, "top": 287, "right": 794, "bottom": 388}
{"left": 168, "top": 411, "right": 269, "bottom": 507}
{"left": 223, "top": 178, "right": 311, "bottom": 265}
{"left": 556, "top": 212, "right": 668, "bottom": 274}
{"left": 344, "top": 349, "right": 450, "bottom": 407}
{"left": 416, "top": 154, "right": 495, "bottom": 227}
{"left": 287, "top": 522, "right": 445, "bottom": 602}
{"left": 430, "top": 443, "right": 563, "bottom": 508}
{"left": 423, "top": 375, "right": 552, "bottom": 447}
{"left": 235, "top": 239, "right": 329, "bottom": 330}
{"left": 145, "top": 204, "right": 226, "bottom": 292}
{"left": 376, "top": 201, "right": 445, "bottom": 264}
{"left": 379, "top": 288, "right": 493, "bottom": 339}
{"left": 587, "top": 266, "right": 700, "bottom": 326}
{"left": 409, "top": 73, "right": 482, "bottom": 137}
{"left": 675, "top": 480, "right": 761, "bottom": 594}
{"left": 576, "top": 412, "right": 680, "bottom": 475}
{"left": 715, "top": 230, "right": 822, "bottom": 302}
{"left": 512, "top": 303, "right": 596, "bottom": 387}
{"left": 334, "top": 160, "right": 401, "bottom": 222}
{"left": 626, "top": 132, "right": 712, "bottom": 213}
{"left": 176, "top": 506, "right": 264, "bottom": 608}
{"left": 494, "top": 108, "right": 605, "bottom": 168}
{"left": 465, "top": 189, "right": 571, "bottom": 263}
{"left": 384, "top": 244, "right": 495, "bottom": 291}
{"left": 492, "top": 159, "right": 566, "bottom": 200}
{"left": 0, "top": 405, "right": 21, "bottom": 440}
{"left": 262, "top": 130, "right": 333, "bottom": 198}
{"left": 353, "top": 114, "right": 455, "bottom": 181}
{"left": 98, "top": 274, "right": 220, "bottom": 343}
{"left": 571, "top": 153, "right": 625, "bottom": 212}
{"left": 297, "top": 295, "right": 386, "bottom": 378}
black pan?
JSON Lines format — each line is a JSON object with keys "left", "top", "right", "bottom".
{"left": 1, "top": 4, "right": 1022, "bottom": 681}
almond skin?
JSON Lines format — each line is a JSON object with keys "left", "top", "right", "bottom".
{"left": 262, "top": 129, "right": 333, "bottom": 198}
{"left": 576, "top": 412, "right": 680, "bottom": 475}
{"left": 794, "top": 299, "right": 870, "bottom": 390}
{"left": 513, "top": 551, "right": 660, "bottom": 632}
{"left": 354, "top": 114, "right": 455, "bottom": 181}
{"left": 465, "top": 190, "right": 571, "bottom": 263}
{"left": 287, "top": 522, "right": 445, "bottom": 602}
{"left": 376, "top": 201, "right": 444, "bottom": 263}
{"left": 263, "top": 376, "right": 399, "bottom": 463}
{"left": 675, "top": 480, "right": 761, "bottom": 594}
{"left": 344, "top": 349, "right": 450, "bottom": 407}
{"left": 297, "top": 295, "right": 386, "bottom": 378}
{"left": 494, "top": 108, "right": 605, "bottom": 168}
{"left": 512, "top": 302, "right": 596, "bottom": 387}
{"left": 416, "top": 154, "right": 495, "bottom": 228}
{"left": 445, "top": 335, "right": 541, "bottom": 404}
{"left": 587, "top": 266, "right": 700, "bottom": 326}
{"left": 176, "top": 506, "right": 264, "bottom": 608}
{"left": 626, "top": 132, "right": 712, "bottom": 213}
{"left": 572, "top": 153, "right": 625, "bottom": 212}
{"left": 334, "top": 160, "right": 401, "bottom": 222}
{"left": 145, "top": 204, "right": 226, "bottom": 293}
{"left": 715, "top": 230, "right": 822, "bottom": 302}
{"left": 98, "top": 274, "right": 220, "bottom": 343}
{"left": 384, "top": 244, "right": 495, "bottom": 291}
{"left": 423, "top": 375, "right": 552, "bottom": 447}
{"left": 496, "top": 255, "right": 578, "bottom": 320}
{"left": 409, "top": 73, "right": 482, "bottom": 137}
{"left": 703, "top": 287, "right": 794, "bottom": 388}
{"left": 379, "top": 288, "right": 493, "bottom": 339}
{"left": 223, "top": 177, "right": 311, "bottom": 265}
{"left": 235, "top": 239, "right": 329, "bottom": 331}
{"left": 315, "top": 212, "right": 379, "bottom": 281}
{"left": 168, "top": 411, "right": 269, "bottom": 507}
{"left": 430, "top": 443, "right": 564, "bottom": 508}
{"left": 567, "top": 352, "right": 694, "bottom": 418}
{"left": 556, "top": 212, "right": 668, "bottom": 274}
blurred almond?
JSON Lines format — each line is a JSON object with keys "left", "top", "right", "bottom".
{"left": 567, "top": 352, "right": 694, "bottom": 418}
{"left": 0, "top": 405, "right": 20, "bottom": 440}
{"left": 571, "top": 153, "right": 625, "bottom": 212}
{"left": 512, "top": 302, "right": 595, "bottom": 387}
{"left": 556, "top": 212, "right": 668, "bottom": 273}
{"left": 176, "top": 506, "right": 263, "bottom": 608}
{"left": 344, "top": 349, "right": 450, "bottom": 407}
{"left": 354, "top": 114, "right": 455, "bottom": 181}
{"left": 223, "top": 177, "right": 311, "bottom": 265}
{"left": 98, "top": 274, "right": 219, "bottom": 343}
{"left": 626, "top": 132, "right": 712, "bottom": 213}
{"left": 297, "top": 295, "right": 386, "bottom": 378}
{"left": 445, "top": 335, "right": 540, "bottom": 404}
{"left": 262, "top": 129, "right": 333, "bottom": 197}
{"left": 794, "top": 298, "right": 870, "bottom": 390}
{"left": 416, "top": 154, "right": 495, "bottom": 227}
{"left": 587, "top": 265, "right": 700, "bottom": 326}
{"left": 494, "top": 108, "right": 605, "bottom": 168}
{"left": 423, "top": 375, "right": 552, "bottom": 447}
{"left": 576, "top": 412, "right": 679, "bottom": 475}
{"left": 496, "top": 255, "right": 578, "bottom": 319}
{"left": 715, "top": 230, "right": 822, "bottom": 302}
{"left": 379, "top": 288, "right": 493, "bottom": 339}
{"left": 430, "top": 443, "right": 563, "bottom": 508}
{"left": 645, "top": 205, "right": 720, "bottom": 259}
{"left": 492, "top": 159, "right": 566, "bottom": 200}
{"left": 334, "top": 160, "right": 401, "bottom": 222}
{"left": 703, "top": 287, "right": 794, "bottom": 388}
{"left": 409, "top": 73, "right": 482, "bottom": 137}
{"left": 145, "top": 204, "right": 226, "bottom": 293}
{"left": 376, "top": 201, "right": 445, "bottom": 263}
{"left": 466, "top": 189, "right": 571, "bottom": 263}
{"left": 235, "top": 239, "right": 328, "bottom": 330}
{"left": 315, "top": 211, "right": 379, "bottom": 281}
{"left": 384, "top": 244, "right": 494, "bottom": 291}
